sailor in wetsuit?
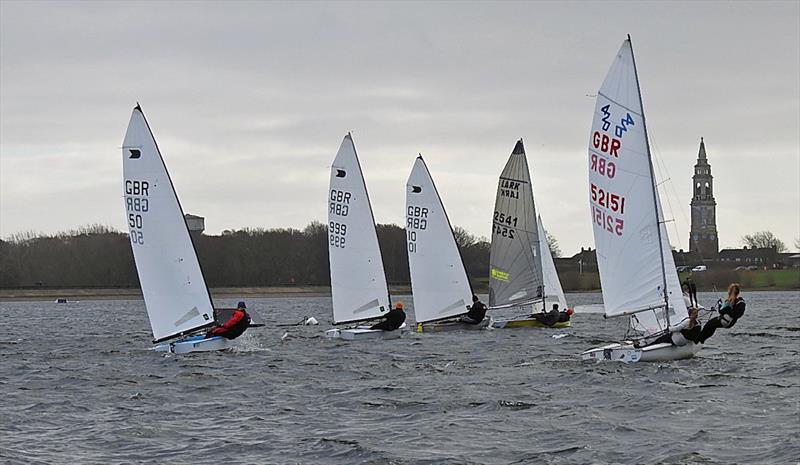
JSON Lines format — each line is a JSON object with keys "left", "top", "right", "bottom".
{"left": 460, "top": 295, "right": 487, "bottom": 324}
{"left": 370, "top": 302, "right": 406, "bottom": 331}
{"left": 642, "top": 307, "right": 701, "bottom": 347}
{"left": 206, "top": 301, "right": 251, "bottom": 340}
{"left": 698, "top": 283, "right": 746, "bottom": 344}
{"left": 532, "top": 303, "right": 561, "bottom": 326}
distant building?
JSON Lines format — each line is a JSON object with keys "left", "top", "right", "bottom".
{"left": 689, "top": 138, "right": 719, "bottom": 257}
{"left": 717, "top": 246, "right": 780, "bottom": 268}
{"left": 184, "top": 214, "right": 205, "bottom": 236}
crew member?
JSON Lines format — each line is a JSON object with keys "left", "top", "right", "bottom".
{"left": 532, "top": 303, "right": 561, "bottom": 327}
{"left": 371, "top": 302, "right": 406, "bottom": 331}
{"left": 642, "top": 307, "right": 701, "bottom": 347}
{"left": 461, "top": 295, "right": 487, "bottom": 324}
{"left": 698, "top": 283, "right": 746, "bottom": 344}
{"left": 206, "top": 301, "right": 251, "bottom": 340}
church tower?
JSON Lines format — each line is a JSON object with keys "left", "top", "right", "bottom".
{"left": 689, "top": 138, "right": 718, "bottom": 256}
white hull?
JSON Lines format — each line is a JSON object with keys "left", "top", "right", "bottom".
{"left": 581, "top": 341, "right": 701, "bottom": 363}
{"left": 153, "top": 335, "right": 232, "bottom": 354}
{"left": 325, "top": 322, "right": 408, "bottom": 341}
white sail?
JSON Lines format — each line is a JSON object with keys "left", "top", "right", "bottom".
{"left": 406, "top": 156, "right": 473, "bottom": 323}
{"left": 588, "top": 38, "right": 676, "bottom": 335}
{"left": 538, "top": 217, "right": 568, "bottom": 311}
{"left": 488, "top": 140, "right": 544, "bottom": 309}
{"left": 122, "top": 106, "right": 214, "bottom": 342}
{"left": 328, "top": 134, "right": 391, "bottom": 324}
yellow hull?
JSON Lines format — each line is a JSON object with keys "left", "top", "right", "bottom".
{"left": 492, "top": 318, "right": 572, "bottom": 329}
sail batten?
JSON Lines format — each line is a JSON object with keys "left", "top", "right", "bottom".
{"left": 122, "top": 106, "right": 215, "bottom": 342}
{"left": 328, "top": 135, "right": 391, "bottom": 325}
{"left": 406, "top": 156, "right": 473, "bottom": 324}
{"left": 589, "top": 38, "right": 688, "bottom": 336}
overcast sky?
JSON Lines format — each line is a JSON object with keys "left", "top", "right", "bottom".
{"left": 1, "top": 0, "right": 798, "bottom": 255}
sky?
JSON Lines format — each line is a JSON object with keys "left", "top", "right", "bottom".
{"left": 1, "top": 0, "right": 798, "bottom": 255}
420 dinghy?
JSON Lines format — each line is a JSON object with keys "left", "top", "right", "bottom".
{"left": 579, "top": 37, "right": 700, "bottom": 363}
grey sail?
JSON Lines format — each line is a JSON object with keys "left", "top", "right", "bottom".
{"left": 488, "top": 139, "right": 544, "bottom": 308}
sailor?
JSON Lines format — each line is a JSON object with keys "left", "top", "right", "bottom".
{"left": 557, "top": 307, "right": 574, "bottom": 323}
{"left": 206, "top": 301, "right": 251, "bottom": 340}
{"left": 460, "top": 295, "right": 487, "bottom": 324}
{"left": 532, "top": 303, "right": 561, "bottom": 326}
{"left": 698, "top": 283, "right": 746, "bottom": 344}
{"left": 642, "top": 307, "right": 701, "bottom": 347}
{"left": 684, "top": 276, "right": 699, "bottom": 308}
{"left": 370, "top": 302, "right": 406, "bottom": 331}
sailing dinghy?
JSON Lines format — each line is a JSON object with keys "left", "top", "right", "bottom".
{"left": 324, "top": 134, "right": 406, "bottom": 340}
{"left": 406, "top": 156, "right": 490, "bottom": 333}
{"left": 580, "top": 37, "right": 700, "bottom": 363}
{"left": 122, "top": 105, "right": 260, "bottom": 354}
{"left": 488, "top": 140, "right": 573, "bottom": 329}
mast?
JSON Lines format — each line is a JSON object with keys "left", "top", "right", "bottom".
{"left": 627, "top": 35, "right": 671, "bottom": 329}
{"left": 349, "top": 133, "right": 393, "bottom": 319}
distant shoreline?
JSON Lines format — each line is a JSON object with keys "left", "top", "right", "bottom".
{"left": 1, "top": 284, "right": 797, "bottom": 302}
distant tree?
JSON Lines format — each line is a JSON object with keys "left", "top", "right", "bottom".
{"left": 453, "top": 226, "right": 477, "bottom": 249}
{"left": 544, "top": 229, "right": 561, "bottom": 258}
{"left": 795, "top": 237, "right": 800, "bottom": 251}
{"left": 741, "top": 231, "right": 786, "bottom": 253}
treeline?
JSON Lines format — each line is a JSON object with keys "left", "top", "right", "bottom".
{"left": 0, "top": 223, "right": 491, "bottom": 289}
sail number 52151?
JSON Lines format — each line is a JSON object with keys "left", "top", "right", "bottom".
{"left": 591, "top": 205, "right": 624, "bottom": 236}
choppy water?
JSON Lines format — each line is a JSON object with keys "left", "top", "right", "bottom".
{"left": 0, "top": 291, "right": 798, "bottom": 464}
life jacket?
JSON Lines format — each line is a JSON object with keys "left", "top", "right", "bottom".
{"left": 222, "top": 310, "right": 251, "bottom": 340}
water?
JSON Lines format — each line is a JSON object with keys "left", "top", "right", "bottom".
{"left": 1, "top": 291, "right": 798, "bottom": 464}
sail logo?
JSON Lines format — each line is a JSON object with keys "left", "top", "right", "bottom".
{"left": 129, "top": 149, "right": 141, "bottom": 159}
{"left": 411, "top": 186, "right": 422, "bottom": 193}
{"left": 491, "top": 268, "right": 510, "bottom": 282}
{"left": 335, "top": 169, "right": 346, "bottom": 178}
{"left": 499, "top": 178, "right": 521, "bottom": 199}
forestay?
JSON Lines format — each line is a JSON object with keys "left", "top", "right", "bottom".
{"left": 406, "top": 156, "right": 473, "bottom": 323}
{"left": 538, "top": 217, "right": 568, "bottom": 311}
{"left": 122, "top": 106, "right": 214, "bottom": 342}
{"left": 489, "top": 140, "right": 543, "bottom": 308}
{"left": 328, "top": 134, "right": 391, "bottom": 324}
{"left": 589, "top": 38, "right": 687, "bottom": 336}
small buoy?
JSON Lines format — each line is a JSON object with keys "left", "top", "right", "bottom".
{"left": 304, "top": 317, "right": 319, "bottom": 326}
{"left": 281, "top": 332, "right": 289, "bottom": 341}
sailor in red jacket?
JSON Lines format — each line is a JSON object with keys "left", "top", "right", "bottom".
{"left": 206, "top": 301, "right": 251, "bottom": 340}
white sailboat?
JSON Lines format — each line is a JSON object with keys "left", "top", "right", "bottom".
{"left": 580, "top": 37, "right": 700, "bottom": 363}
{"left": 406, "top": 156, "right": 489, "bottom": 332}
{"left": 324, "top": 134, "right": 406, "bottom": 340}
{"left": 489, "top": 140, "right": 572, "bottom": 329}
{"left": 122, "top": 105, "right": 256, "bottom": 354}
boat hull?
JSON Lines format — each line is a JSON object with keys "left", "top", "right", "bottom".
{"left": 153, "top": 335, "right": 232, "bottom": 354}
{"left": 581, "top": 341, "right": 701, "bottom": 363}
{"left": 325, "top": 322, "right": 407, "bottom": 341}
{"left": 492, "top": 318, "right": 571, "bottom": 329}
{"left": 415, "top": 317, "right": 491, "bottom": 333}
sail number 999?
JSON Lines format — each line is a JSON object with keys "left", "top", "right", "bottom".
{"left": 329, "top": 221, "right": 346, "bottom": 248}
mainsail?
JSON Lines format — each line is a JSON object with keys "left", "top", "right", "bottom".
{"left": 122, "top": 105, "right": 215, "bottom": 343}
{"left": 406, "top": 156, "right": 473, "bottom": 324}
{"left": 328, "top": 134, "right": 391, "bottom": 324}
{"left": 588, "top": 37, "right": 688, "bottom": 336}
{"left": 488, "top": 140, "right": 544, "bottom": 308}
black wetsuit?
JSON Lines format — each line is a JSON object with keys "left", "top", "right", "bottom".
{"left": 462, "top": 301, "right": 487, "bottom": 324}
{"left": 698, "top": 297, "right": 745, "bottom": 343}
{"left": 684, "top": 279, "right": 698, "bottom": 307}
{"left": 557, "top": 311, "right": 571, "bottom": 323}
{"left": 648, "top": 322, "right": 701, "bottom": 346}
{"left": 370, "top": 308, "right": 406, "bottom": 331}
{"left": 533, "top": 309, "right": 560, "bottom": 327}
